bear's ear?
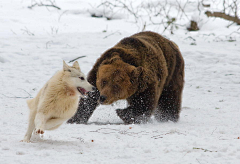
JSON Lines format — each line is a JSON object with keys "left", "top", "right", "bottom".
{"left": 131, "top": 66, "right": 143, "bottom": 79}
{"left": 72, "top": 61, "right": 81, "bottom": 71}
{"left": 102, "top": 55, "right": 121, "bottom": 65}
{"left": 110, "top": 55, "right": 121, "bottom": 63}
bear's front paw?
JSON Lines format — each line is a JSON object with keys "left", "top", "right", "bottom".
{"left": 35, "top": 128, "right": 44, "bottom": 134}
{"left": 67, "top": 118, "right": 75, "bottom": 124}
{"left": 116, "top": 109, "right": 135, "bottom": 124}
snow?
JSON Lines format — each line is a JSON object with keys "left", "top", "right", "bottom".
{"left": 0, "top": 0, "right": 240, "bottom": 164}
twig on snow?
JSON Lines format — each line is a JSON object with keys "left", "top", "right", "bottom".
{"left": 28, "top": 2, "right": 61, "bottom": 10}
{"left": 211, "top": 127, "right": 217, "bottom": 135}
{"left": 68, "top": 56, "right": 86, "bottom": 63}
{"left": 21, "top": 27, "right": 35, "bottom": 36}
{"left": 58, "top": 10, "right": 69, "bottom": 22}
{"left": 2, "top": 89, "right": 33, "bottom": 99}
{"left": 193, "top": 147, "right": 217, "bottom": 152}
{"left": 103, "top": 30, "right": 121, "bottom": 39}
{"left": 46, "top": 41, "right": 53, "bottom": 49}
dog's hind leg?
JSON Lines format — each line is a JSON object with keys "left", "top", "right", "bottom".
{"left": 22, "top": 109, "right": 37, "bottom": 142}
{"left": 45, "top": 118, "right": 65, "bottom": 130}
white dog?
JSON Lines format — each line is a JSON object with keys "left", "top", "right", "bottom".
{"left": 22, "top": 61, "right": 94, "bottom": 142}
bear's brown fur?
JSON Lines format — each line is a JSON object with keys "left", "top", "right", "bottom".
{"left": 68, "top": 31, "right": 184, "bottom": 124}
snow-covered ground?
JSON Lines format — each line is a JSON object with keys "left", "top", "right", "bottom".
{"left": 0, "top": 0, "right": 240, "bottom": 163}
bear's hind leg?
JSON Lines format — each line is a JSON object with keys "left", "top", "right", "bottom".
{"left": 154, "top": 87, "right": 183, "bottom": 122}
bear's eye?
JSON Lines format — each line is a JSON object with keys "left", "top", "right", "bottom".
{"left": 112, "top": 85, "right": 121, "bottom": 94}
{"left": 130, "top": 79, "right": 134, "bottom": 84}
{"left": 113, "top": 85, "right": 119, "bottom": 92}
{"left": 101, "top": 80, "right": 107, "bottom": 87}
{"left": 79, "top": 77, "right": 85, "bottom": 80}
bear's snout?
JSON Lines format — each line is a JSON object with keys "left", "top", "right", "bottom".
{"left": 92, "top": 86, "right": 97, "bottom": 91}
{"left": 99, "top": 95, "right": 107, "bottom": 104}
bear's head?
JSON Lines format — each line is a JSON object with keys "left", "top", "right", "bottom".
{"left": 96, "top": 56, "right": 143, "bottom": 104}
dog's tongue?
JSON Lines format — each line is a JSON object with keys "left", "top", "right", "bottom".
{"left": 78, "top": 87, "right": 87, "bottom": 95}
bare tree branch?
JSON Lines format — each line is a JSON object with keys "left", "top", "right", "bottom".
{"left": 205, "top": 11, "right": 240, "bottom": 25}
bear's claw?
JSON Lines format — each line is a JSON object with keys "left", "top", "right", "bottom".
{"left": 116, "top": 109, "right": 135, "bottom": 124}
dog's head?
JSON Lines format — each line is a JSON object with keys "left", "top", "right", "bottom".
{"left": 63, "top": 60, "right": 95, "bottom": 97}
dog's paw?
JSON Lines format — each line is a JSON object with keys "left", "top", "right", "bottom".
{"left": 35, "top": 128, "right": 44, "bottom": 134}
{"left": 21, "top": 135, "right": 32, "bottom": 143}
{"left": 20, "top": 139, "right": 31, "bottom": 143}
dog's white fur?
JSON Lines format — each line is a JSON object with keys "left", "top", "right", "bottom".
{"left": 22, "top": 61, "right": 93, "bottom": 142}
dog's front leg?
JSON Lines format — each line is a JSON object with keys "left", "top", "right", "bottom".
{"left": 21, "top": 110, "right": 37, "bottom": 142}
{"left": 34, "top": 112, "right": 46, "bottom": 134}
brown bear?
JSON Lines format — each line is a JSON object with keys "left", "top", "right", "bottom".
{"left": 68, "top": 31, "right": 184, "bottom": 124}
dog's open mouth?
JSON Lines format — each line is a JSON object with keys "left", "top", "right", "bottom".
{"left": 77, "top": 87, "right": 88, "bottom": 96}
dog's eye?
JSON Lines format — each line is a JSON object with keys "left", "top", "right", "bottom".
{"left": 79, "top": 77, "right": 85, "bottom": 80}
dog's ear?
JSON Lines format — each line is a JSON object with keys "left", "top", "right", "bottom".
{"left": 72, "top": 61, "right": 81, "bottom": 71}
{"left": 63, "top": 60, "right": 71, "bottom": 72}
